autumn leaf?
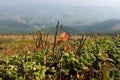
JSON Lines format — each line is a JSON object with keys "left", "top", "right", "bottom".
{"left": 64, "top": 45, "right": 67, "bottom": 51}
{"left": 57, "top": 32, "right": 68, "bottom": 44}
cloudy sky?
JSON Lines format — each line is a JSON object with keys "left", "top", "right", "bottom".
{"left": 0, "top": 0, "right": 120, "bottom": 7}
{"left": 1, "top": 0, "right": 120, "bottom": 21}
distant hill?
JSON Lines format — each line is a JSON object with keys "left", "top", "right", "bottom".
{"left": 0, "top": 19, "right": 33, "bottom": 34}
{"left": 39, "top": 19, "right": 120, "bottom": 34}
{"left": 82, "top": 19, "right": 120, "bottom": 33}
{"left": 44, "top": 26, "right": 81, "bottom": 35}
{"left": 0, "top": 19, "right": 120, "bottom": 34}
{"left": 1, "top": 5, "right": 120, "bottom": 34}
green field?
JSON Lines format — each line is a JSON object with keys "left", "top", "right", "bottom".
{"left": 0, "top": 32, "right": 120, "bottom": 80}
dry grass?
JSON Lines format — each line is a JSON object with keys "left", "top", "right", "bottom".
{"left": 0, "top": 34, "right": 90, "bottom": 56}
{"left": 0, "top": 34, "right": 33, "bottom": 41}
{"left": 0, "top": 34, "right": 33, "bottom": 56}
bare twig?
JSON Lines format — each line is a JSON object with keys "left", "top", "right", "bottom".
{"left": 53, "top": 21, "right": 60, "bottom": 55}
{"left": 76, "top": 35, "right": 88, "bottom": 56}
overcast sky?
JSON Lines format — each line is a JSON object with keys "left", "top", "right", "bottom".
{"left": 1, "top": 0, "right": 120, "bottom": 7}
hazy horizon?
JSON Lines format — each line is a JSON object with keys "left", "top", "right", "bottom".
{"left": 0, "top": 0, "right": 120, "bottom": 33}
{"left": 1, "top": 0, "right": 120, "bottom": 7}
{"left": 0, "top": 0, "right": 120, "bottom": 26}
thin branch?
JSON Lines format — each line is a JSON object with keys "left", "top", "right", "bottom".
{"left": 53, "top": 21, "right": 60, "bottom": 55}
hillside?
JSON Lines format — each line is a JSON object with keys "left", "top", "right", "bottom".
{"left": 44, "top": 26, "right": 81, "bottom": 35}
{"left": 0, "top": 19, "right": 120, "bottom": 34}
{"left": 82, "top": 19, "right": 120, "bottom": 33}
{"left": 0, "top": 19, "right": 33, "bottom": 34}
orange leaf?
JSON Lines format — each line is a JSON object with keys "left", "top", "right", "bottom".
{"left": 34, "top": 48, "right": 39, "bottom": 51}
{"left": 61, "top": 32, "right": 67, "bottom": 38}
{"left": 64, "top": 45, "right": 67, "bottom": 51}
{"left": 57, "top": 32, "right": 68, "bottom": 44}
{"left": 57, "top": 39, "right": 63, "bottom": 44}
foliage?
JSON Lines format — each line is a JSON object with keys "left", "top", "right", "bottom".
{"left": 0, "top": 33, "right": 120, "bottom": 80}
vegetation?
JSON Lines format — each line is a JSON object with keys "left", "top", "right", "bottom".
{"left": 0, "top": 22, "right": 120, "bottom": 80}
{"left": 1, "top": 18, "right": 120, "bottom": 34}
